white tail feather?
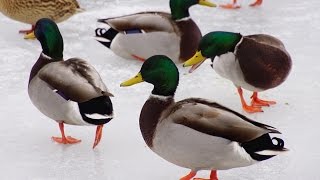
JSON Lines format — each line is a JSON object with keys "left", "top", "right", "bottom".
{"left": 256, "top": 148, "right": 289, "bottom": 156}
{"left": 84, "top": 113, "right": 113, "bottom": 119}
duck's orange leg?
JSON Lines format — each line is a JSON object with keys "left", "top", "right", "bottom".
{"left": 220, "top": 0, "right": 241, "bottom": 9}
{"left": 250, "top": 0, "right": 263, "bottom": 6}
{"left": 93, "top": 125, "right": 104, "bottom": 149}
{"left": 52, "top": 122, "right": 81, "bottom": 144}
{"left": 19, "top": 25, "right": 35, "bottom": 34}
{"left": 131, "top": 54, "right": 145, "bottom": 62}
{"left": 180, "top": 171, "right": 197, "bottom": 180}
{"left": 237, "top": 88, "right": 263, "bottom": 113}
{"left": 251, "top": 92, "right": 276, "bottom": 107}
{"left": 194, "top": 170, "right": 218, "bottom": 180}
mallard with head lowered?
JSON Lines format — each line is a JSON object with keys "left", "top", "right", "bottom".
{"left": 95, "top": 0, "right": 216, "bottom": 63}
{"left": 120, "top": 55, "right": 287, "bottom": 180}
{"left": 184, "top": 31, "right": 292, "bottom": 113}
{"left": 27, "top": 18, "right": 114, "bottom": 148}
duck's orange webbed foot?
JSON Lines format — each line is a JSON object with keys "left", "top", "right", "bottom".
{"left": 220, "top": 0, "right": 240, "bottom": 9}
{"left": 19, "top": 25, "right": 35, "bottom": 34}
{"left": 52, "top": 122, "right": 81, "bottom": 145}
{"left": 251, "top": 92, "right": 276, "bottom": 107}
{"left": 242, "top": 104, "right": 263, "bottom": 113}
{"left": 180, "top": 171, "right": 196, "bottom": 180}
{"left": 250, "top": 0, "right": 263, "bottom": 7}
{"left": 180, "top": 170, "right": 218, "bottom": 180}
{"left": 52, "top": 136, "right": 81, "bottom": 144}
{"left": 238, "top": 88, "right": 263, "bottom": 113}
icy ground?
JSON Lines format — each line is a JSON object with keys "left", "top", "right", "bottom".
{"left": 0, "top": 0, "right": 319, "bottom": 179}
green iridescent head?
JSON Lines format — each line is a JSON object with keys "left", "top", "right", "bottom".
{"left": 183, "top": 31, "right": 242, "bottom": 71}
{"left": 33, "top": 18, "right": 64, "bottom": 59}
{"left": 170, "top": 0, "right": 216, "bottom": 20}
{"left": 120, "top": 55, "right": 179, "bottom": 96}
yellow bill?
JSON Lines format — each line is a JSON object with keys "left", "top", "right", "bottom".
{"left": 120, "top": 73, "right": 144, "bottom": 87}
{"left": 199, "top": 0, "right": 217, "bottom": 7}
{"left": 24, "top": 31, "right": 36, "bottom": 39}
{"left": 183, "top": 51, "right": 207, "bottom": 73}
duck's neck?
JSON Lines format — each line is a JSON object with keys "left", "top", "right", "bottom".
{"left": 40, "top": 38, "right": 64, "bottom": 60}
{"left": 139, "top": 94, "right": 174, "bottom": 148}
{"left": 151, "top": 75, "right": 178, "bottom": 97}
{"left": 170, "top": 0, "right": 191, "bottom": 21}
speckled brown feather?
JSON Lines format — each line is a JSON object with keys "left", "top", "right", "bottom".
{"left": 0, "top": 0, "right": 81, "bottom": 25}
{"left": 236, "top": 34, "right": 292, "bottom": 90}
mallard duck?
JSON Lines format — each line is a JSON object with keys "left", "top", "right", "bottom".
{"left": 95, "top": 0, "right": 216, "bottom": 63}
{"left": 0, "top": 0, "right": 82, "bottom": 36}
{"left": 27, "top": 18, "right": 114, "bottom": 148}
{"left": 120, "top": 55, "right": 287, "bottom": 180}
{"left": 220, "top": 0, "right": 262, "bottom": 9}
{"left": 183, "top": 31, "right": 292, "bottom": 113}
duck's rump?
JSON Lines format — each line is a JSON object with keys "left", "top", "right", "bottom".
{"left": 236, "top": 35, "right": 292, "bottom": 90}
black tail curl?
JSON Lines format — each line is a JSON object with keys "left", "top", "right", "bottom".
{"left": 95, "top": 28, "right": 119, "bottom": 48}
{"left": 242, "top": 134, "right": 287, "bottom": 161}
{"left": 272, "top": 137, "right": 285, "bottom": 149}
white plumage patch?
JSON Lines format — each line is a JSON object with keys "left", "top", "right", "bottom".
{"left": 255, "top": 149, "right": 288, "bottom": 156}
{"left": 95, "top": 36, "right": 111, "bottom": 43}
{"left": 84, "top": 113, "right": 113, "bottom": 119}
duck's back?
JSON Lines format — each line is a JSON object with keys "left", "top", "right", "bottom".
{"left": 0, "top": 0, "right": 80, "bottom": 24}
{"left": 236, "top": 34, "right": 292, "bottom": 90}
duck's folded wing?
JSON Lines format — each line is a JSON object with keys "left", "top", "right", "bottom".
{"left": 100, "top": 12, "right": 176, "bottom": 33}
{"left": 38, "top": 58, "right": 113, "bottom": 103}
{"left": 168, "top": 98, "right": 279, "bottom": 143}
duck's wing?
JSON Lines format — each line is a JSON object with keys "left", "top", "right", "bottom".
{"left": 98, "top": 12, "right": 177, "bottom": 33}
{"left": 163, "top": 98, "right": 279, "bottom": 143}
{"left": 38, "top": 58, "right": 113, "bottom": 103}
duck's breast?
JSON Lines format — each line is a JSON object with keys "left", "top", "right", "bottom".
{"left": 213, "top": 52, "right": 263, "bottom": 91}
{"left": 176, "top": 18, "right": 202, "bottom": 62}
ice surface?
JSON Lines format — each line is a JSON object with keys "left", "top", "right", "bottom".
{"left": 0, "top": 0, "right": 319, "bottom": 179}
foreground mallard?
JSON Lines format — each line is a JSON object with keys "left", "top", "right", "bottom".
{"left": 220, "top": 0, "right": 262, "bottom": 9}
{"left": 27, "top": 18, "right": 114, "bottom": 148}
{"left": 120, "top": 55, "right": 287, "bottom": 180}
{"left": 0, "top": 0, "right": 82, "bottom": 36}
{"left": 184, "top": 31, "right": 292, "bottom": 113}
{"left": 95, "top": 0, "right": 216, "bottom": 63}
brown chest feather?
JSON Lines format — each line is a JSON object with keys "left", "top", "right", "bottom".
{"left": 176, "top": 19, "right": 202, "bottom": 62}
{"left": 139, "top": 97, "right": 174, "bottom": 148}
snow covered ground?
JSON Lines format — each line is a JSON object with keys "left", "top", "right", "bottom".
{"left": 0, "top": 0, "right": 319, "bottom": 179}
